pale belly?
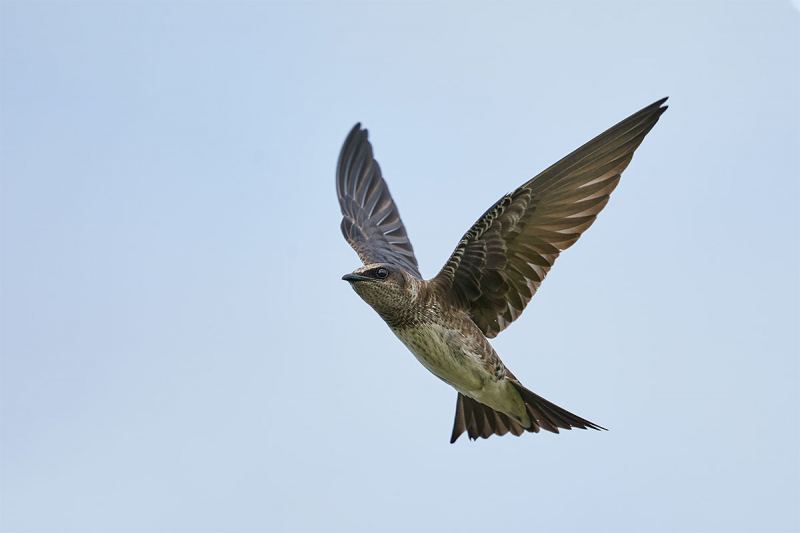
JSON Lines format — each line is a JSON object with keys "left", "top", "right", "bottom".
{"left": 391, "top": 322, "right": 490, "bottom": 394}
{"left": 391, "top": 322, "right": 529, "bottom": 422}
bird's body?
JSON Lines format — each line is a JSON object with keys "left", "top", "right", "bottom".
{"left": 337, "top": 98, "right": 667, "bottom": 442}
{"left": 394, "top": 314, "right": 500, "bottom": 398}
{"left": 366, "top": 280, "right": 527, "bottom": 424}
{"left": 394, "top": 320, "right": 528, "bottom": 426}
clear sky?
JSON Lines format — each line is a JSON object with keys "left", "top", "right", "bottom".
{"left": 1, "top": 1, "right": 798, "bottom": 532}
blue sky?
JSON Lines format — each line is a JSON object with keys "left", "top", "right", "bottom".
{"left": 1, "top": 1, "right": 798, "bottom": 532}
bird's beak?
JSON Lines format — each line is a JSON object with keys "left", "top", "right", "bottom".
{"left": 342, "top": 273, "right": 371, "bottom": 282}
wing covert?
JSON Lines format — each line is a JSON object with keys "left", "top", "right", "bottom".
{"left": 336, "top": 124, "right": 421, "bottom": 277}
{"left": 432, "top": 98, "right": 668, "bottom": 337}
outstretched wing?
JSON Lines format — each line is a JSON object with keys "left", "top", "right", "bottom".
{"left": 336, "top": 124, "right": 421, "bottom": 277}
{"left": 431, "top": 98, "right": 668, "bottom": 337}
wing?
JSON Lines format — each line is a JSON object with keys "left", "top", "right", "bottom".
{"left": 431, "top": 98, "right": 668, "bottom": 337}
{"left": 336, "top": 124, "right": 421, "bottom": 278}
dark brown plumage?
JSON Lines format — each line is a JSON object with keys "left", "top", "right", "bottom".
{"left": 337, "top": 125, "right": 421, "bottom": 278}
{"left": 452, "top": 383, "right": 605, "bottom": 443}
{"left": 431, "top": 97, "right": 668, "bottom": 337}
{"left": 337, "top": 99, "right": 667, "bottom": 442}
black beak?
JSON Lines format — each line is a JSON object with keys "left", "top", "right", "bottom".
{"left": 342, "top": 273, "right": 371, "bottom": 282}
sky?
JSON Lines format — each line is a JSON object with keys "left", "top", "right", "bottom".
{"left": 1, "top": 1, "right": 798, "bottom": 532}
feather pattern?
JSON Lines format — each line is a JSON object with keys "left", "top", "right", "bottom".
{"left": 432, "top": 98, "right": 668, "bottom": 337}
{"left": 451, "top": 384, "right": 606, "bottom": 443}
{"left": 337, "top": 124, "right": 421, "bottom": 277}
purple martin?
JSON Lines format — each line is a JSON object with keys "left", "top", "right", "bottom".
{"left": 337, "top": 98, "right": 667, "bottom": 442}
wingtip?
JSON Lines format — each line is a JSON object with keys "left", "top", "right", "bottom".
{"left": 640, "top": 97, "right": 668, "bottom": 122}
{"left": 647, "top": 96, "right": 669, "bottom": 113}
{"left": 342, "top": 123, "right": 370, "bottom": 153}
{"left": 586, "top": 421, "right": 609, "bottom": 431}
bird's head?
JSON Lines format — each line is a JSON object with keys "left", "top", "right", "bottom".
{"left": 342, "top": 263, "right": 419, "bottom": 320}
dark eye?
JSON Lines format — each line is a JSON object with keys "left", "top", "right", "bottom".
{"left": 375, "top": 267, "right": 389, "bottom": 279}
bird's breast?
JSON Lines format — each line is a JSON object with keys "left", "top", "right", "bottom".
{"left": 391, "top": 321, "right": 489, "bottom": 393}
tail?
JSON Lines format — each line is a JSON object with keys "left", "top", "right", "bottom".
{"left": 450, "top": 382, "right": 606, "bottom": 443}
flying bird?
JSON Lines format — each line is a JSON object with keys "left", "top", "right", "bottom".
{"left": 337, "top": 98, "right": 667, "bottom": 442}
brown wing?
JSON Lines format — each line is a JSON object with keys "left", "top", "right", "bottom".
{"left": 431, "top": 98, "right": 668, "bottom": 337}
{"left": 336, "top": 124, "right": 421, "bottom": 277}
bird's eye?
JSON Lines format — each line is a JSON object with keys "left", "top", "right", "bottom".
{"left": 375, "top": 267, "right": 389, "bottom": 279}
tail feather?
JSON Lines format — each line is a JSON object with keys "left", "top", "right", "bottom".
{"left": 450, "top": 394, "right": 467, "bottom": 443}
{"left": 517, "top": 384, "right": 606, "bottom": 432}
{"left": 490, "top": 410, "right": 510, "bottom": 436}
{"left": 450, "top": 383, "right": 606, "bottom": 443}
{"left": 506, "top": 415, "right": 525, "bottom": 437}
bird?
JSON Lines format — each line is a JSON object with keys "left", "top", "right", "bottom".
{"left": 337, "top": 98, "right": 667, "bottom": 442}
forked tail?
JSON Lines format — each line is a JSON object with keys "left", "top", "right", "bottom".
{"left": 450, "top": 382, "right": 606, "bottom": 443}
